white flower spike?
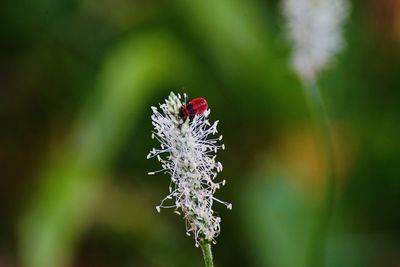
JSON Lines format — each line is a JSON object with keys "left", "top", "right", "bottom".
{"left": 147, "top": 92, "right": 231, "bottom": 247}
{"left": 282, "top": 0, "right": 350, "bottom": 84}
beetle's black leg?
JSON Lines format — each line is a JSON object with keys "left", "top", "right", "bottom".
{"left": 178, "top": 107, "right": 184, "bottom": 118}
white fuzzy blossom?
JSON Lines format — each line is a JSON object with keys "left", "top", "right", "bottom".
{"left": 147, "top": 92, "right": 231, "bottom": 247}
{"left": 282, "top": 0, "right": 350, "bottom": 84}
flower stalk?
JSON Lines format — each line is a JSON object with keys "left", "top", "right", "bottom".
{"left": 200, "top": 241, "right": 214, "bottom": 267}
{"left": 303, "top": 82, "right": 336, "bottom": 267}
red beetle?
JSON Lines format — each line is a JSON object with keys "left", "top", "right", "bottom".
{"left": 179, "top": 97, "right": 208, "bottom": 119}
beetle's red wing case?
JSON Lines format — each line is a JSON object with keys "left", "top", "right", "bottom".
{"left": 190, "top": 97, "right": 208, "bottom": 115}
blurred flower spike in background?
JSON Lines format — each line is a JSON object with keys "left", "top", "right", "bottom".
{"left": 147, "top": 92, "right": 231, "bottom": 247}
{"left": 282, "top": 0, "right": 350, "bottom": 84}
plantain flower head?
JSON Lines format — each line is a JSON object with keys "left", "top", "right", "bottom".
{"left": 147, "top": 92, "right": 231, "bottom": 247}
{"left": 282, "top": 0, "right": 350, "bottom": 84}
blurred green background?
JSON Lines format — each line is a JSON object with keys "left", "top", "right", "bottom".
{"left": 1, "top": 0, "right": 400, "bottom": 266}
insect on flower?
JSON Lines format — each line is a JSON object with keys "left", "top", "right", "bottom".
{"left": 179, "top": 97, "right": 208, "bottom": 119}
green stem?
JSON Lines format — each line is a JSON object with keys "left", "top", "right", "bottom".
{"left": 200, "top": 241, "right": 214, "bottom": 267}
{"left": 304, "top": 82, "right": 336, "bottom": 267}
